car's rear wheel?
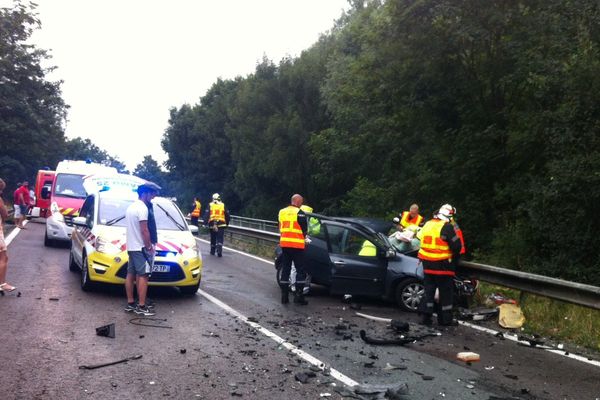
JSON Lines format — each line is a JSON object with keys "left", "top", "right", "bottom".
{"left": 275, "top": 266, "right": 286, "bottom": 289}
{"left": 180, "top": 282, "right": 200, "bottom": 296}
{"left": 44, "top": 231, "right": 54, "bottom": 247}
{"left": 395, "top": 278, "right": 424, "bottom": 312}
{"left": 81, "top": 255, "right": 95, "bottom": 292}
{"left": 68, "top": 250, "right": 79, "bottom": 272}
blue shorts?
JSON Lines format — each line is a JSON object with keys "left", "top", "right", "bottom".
{"left": 127, "top": 250, "right": 154, "bottom": 276}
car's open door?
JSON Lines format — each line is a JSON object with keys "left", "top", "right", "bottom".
{"left": 324, "top": 222, "right": 387, "bottom": 296}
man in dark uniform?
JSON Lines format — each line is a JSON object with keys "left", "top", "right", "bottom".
{"left": 278, "top": 194, "right": 308, "bottom": 305}
{"left": 203, "top": 193, "right": 230, "bottom": 257}
{"left": 417, "top": 204, "right": 462, "bottom": 326}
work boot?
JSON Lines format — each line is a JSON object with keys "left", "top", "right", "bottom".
{"left": 293, "top": 285, "right": 308, "bottom": 305}
{"left": 420, "top": 314, "right": 433, "bottom": 326}
{"left": 281, "top": 287, "right": 289, "bottom": 304}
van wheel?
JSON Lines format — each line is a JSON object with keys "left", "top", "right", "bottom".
{"left": 68, "top": 250, "right": 79, "bottom": 272}
{"left": 81, "top": 255, "right": 95, "bottom": 292}
{"left": 395, "top": 278, "right": 424, "bottom": 312}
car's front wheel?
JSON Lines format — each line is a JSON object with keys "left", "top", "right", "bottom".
{"left": 395, "top": 278, "right": 424, "bottom": 312}
{"left": 80, "top": 255, "right": 95, "bottom": 292}
{"left": 180, "top": 282, "right": 200, "bottom": 296}
{"left": 68, "top": 250, "right": 79, "bottom": 272}
{"left": 275, "top": 266, "right": 286, "bottom": 289}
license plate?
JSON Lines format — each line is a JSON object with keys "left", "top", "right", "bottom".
{"left": 152, "top": 264, "right": 170, "bottom": 273}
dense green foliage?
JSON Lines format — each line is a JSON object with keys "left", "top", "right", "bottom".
{"left": 0, "top": 2, "right": 126, "bottom": 193}
{"left": 163, "top": 0, "right": 600, "bottom": 285}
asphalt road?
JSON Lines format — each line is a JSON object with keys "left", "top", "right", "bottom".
{"left": 0, "top": 221, "right": 598, "bottom": 399}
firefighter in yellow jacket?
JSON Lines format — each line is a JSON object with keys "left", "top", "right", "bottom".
{"left": 203, "top": 193, "right": 230, "bottom": 257}
{"left": 190, "top": 197, "right": 201, "bottom": 227}
{"left": 278, "top": 194, "right": 308, "bottom": 305}
{"left": 417, "top": 204, "right": 462, "bottom": 326}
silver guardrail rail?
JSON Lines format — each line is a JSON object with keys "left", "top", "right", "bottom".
{"left": 214, "top": 215, "right": 600, "bottom": 310}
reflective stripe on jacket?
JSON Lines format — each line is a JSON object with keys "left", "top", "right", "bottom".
{"left": 400, "top": 211, "right": 423, "bottom": 228}
{"left": 191, "top": 201, "right": 201, "bottom": 218}
{"left": 279, "top": 205, "right": 305, "bottom": 249}
{"left": 417, "top": 219, "right": 453, "bottom": 262}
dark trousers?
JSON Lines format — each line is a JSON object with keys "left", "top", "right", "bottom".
{"left": 419, "top": 262, "right": 455, "bottom": 324}
{"left": 210, "top": 227, "right": 225, "bottom": 255}
{"left": 280, "top": 248, "right": 306, "bottom": 288}
{"left": 191, "top": 216, "right": 199, "bottom": 226}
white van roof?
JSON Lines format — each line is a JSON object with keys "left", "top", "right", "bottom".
{"left": 55, "top": 160, "right": 118, "bottom": 176}
{"left": 83, "top": 173, "right": 146, "bottom": 197}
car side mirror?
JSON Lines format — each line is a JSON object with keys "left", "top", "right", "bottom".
{"left": 385, "top": 248, "right": 397, "bottom": 259}
{"left": 72, "top": 216, "right": 88, "bottom": 227}
{"left": 41, "top": 186, "right": 50, "bottom": 199}
{"left": 188, "top": 224, "right": 199, "bottom": 235}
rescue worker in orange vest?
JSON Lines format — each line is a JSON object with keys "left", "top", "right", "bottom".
{"left": 399, "top": 204, "right": 424, "bottom": 229}
{"left": 417, "top": 204, "right": 462, "bottom": 326}
{"left": 203, "top": 193, "right": 230, "bottom": 257}
{"left": 190, "top": 197, "right": 202, "bottom": 227}
{"left": 278, "top": 194, "right": 308, "bottom": 305}
{"left": 441, "top": 204, "right": 466, "bottom": 260}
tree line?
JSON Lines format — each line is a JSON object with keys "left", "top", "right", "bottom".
{"left": 162, "top": 0, "right": 600, "bottom": 285}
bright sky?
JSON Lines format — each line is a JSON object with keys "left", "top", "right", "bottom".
{"left": 20, "top": 0, "right": 349, "bottom": 170}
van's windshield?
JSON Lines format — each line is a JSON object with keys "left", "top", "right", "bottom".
{"left": 98, "top": 197, "right": 187, "bottom": 231}
{"left": 54, "top": 174, "right": 86, "bottom": 199}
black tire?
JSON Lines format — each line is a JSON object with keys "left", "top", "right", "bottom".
{"left": 80, "top": 255, "right": 95, "bottom": 292}
{"left": 180, "top": 282, "right": 200, "bottom": 296}
{"left": 68, "top": 250, "right": 79, "bottom": 272}
{"left": 44, "top": 231, "right": 54, "bottom": 247}
{"left": 275, "top": 266, "right": 286, "bottom": 289}
{"left": 395, "top": 278, "right": 424, "bottom": 312}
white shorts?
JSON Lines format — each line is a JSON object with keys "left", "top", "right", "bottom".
{"left": 0, "top": 224, "right": 6, "bottom": 252}
{"left": 14, "top": 206, "right": 22, "bottom": 218}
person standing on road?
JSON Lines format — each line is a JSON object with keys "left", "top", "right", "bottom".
{"left": 204, "top": 193, "right": 230, "bottom": 257}
{"left": 189, "top": 197, "right": 202, "bottom": 227}
{"left": 124, "top": 182, "right": 161, "bottom": 316}
{"left": 0, "top": 178, "right": 17, "bottom": 293}
{"left": 417, "top": 204, "right": 462, "bottom": 326}
{"left": 278, "top": 194, "right": 308, "bottom": 305}
{"left": 13, "top": 181, "right": 30, "bottom": 229}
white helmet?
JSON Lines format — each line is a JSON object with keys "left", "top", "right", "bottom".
{"left": 212, "top": 193, "right": 221, "bottom": 201}
{"left": 437, "top": 204, "right": 455, "bottom": 222}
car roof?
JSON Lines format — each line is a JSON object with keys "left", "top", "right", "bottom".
{"left": 309, "top": 214, "right": 393, "bottom": 235}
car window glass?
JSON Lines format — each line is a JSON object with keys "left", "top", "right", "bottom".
{"left": 307, "top": 217, "right": 325, "bottom": 240}
{"left": 326, "top": 225, "right": 375, "bottom": 256}
{"left": 79, "top": 197, "right": 94, "bottom": 227}
{"left": 54, "top": 173, "right": 86, "bottom": 198}
{"left": 98, "top": 197, "right": 187, "bottom": 231}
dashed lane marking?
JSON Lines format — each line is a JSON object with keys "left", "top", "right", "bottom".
{"left": 197, "top": 288, "right": 359, "bottom": 388}
{"left": 5, "top": 220, "right": 28, "bottom": 246}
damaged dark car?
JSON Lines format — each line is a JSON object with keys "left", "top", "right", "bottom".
{"left": 276, "top": 215, "right": 426, "bottom": 311}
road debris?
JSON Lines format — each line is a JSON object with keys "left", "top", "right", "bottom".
{"left": 49, "top": 297, "right": 59, "bottom": 301}
{"left": 457, "top": 307, "right": 498, "bottom": 321}
{"left": 383, "top": 363, "right": 407, "bottom": 371}
{"left": 180, "top": 348, "right": 187, "bottom": 354}
{"left": 355, "top": 312, "right": 392, "bottom": 323}
{"left": 359, "top": 330, "right": 440, "bottom": 346}
{"left": 487, "top": 293, "right": 517, "bottom": 305}
{"left": 95, "top": 323, "right": 115, "bottom": 338}
{"left": 498, "top": 303, "right": 526, "bottom": 329}
{"left": 390, "top": 320, "right": 409, "bottom": 333}
{"left": 79, "top": 354, "right": 142, "bottom": 370}
{"left": 456, "top": 352, "right": 480, "bottom": 362}
{"left": 129, "top": 317, "right": 173, "bottom": 329}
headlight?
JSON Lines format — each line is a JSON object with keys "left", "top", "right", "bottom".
{"left": 50, "top": 202, "right": 64, "bottom": 222}
{"left": 182, "top": 245, "right": 200, "bottom": 261}
{"left": 95, "top": 237, "right": 122, "bottom": 255}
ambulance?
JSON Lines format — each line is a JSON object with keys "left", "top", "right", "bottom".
{"left": 69, "top": 174, "right": 202, "bottom": 295}
{"left": 45, "top": 160, "right": 118, "bottom": 246}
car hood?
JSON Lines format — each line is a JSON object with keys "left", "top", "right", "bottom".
{"left": 94, "top": 226, "right": 197, "bottom": 254}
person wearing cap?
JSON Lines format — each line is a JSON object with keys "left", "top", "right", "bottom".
{"left": 124, "top": 181, "right": 161, "bottom": 316}
{"left": 204, "top": 193, "right": 230, "bottom": 257}
{"left": 416, "top": 204, "right": 462, "bottom": 326}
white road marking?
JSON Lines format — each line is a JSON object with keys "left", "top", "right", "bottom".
{"left": 196, "top": 238, "right": 272, "bottom": 265}
{"left": 5, "top": 220, "right": 28, "bottom": 246}
{"left": 197, "top": 237, "right": 600, "bottom": 369}
{"left": 197, "top": 288, "right": 359, "bottom": 388}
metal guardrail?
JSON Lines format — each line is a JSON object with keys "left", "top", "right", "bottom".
{"left": 215, "top": 216, "right": 600, "bottom": 310}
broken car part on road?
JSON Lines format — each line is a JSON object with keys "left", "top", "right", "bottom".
{"left": 79, "top": 354, "right": 143, "bottom": 370}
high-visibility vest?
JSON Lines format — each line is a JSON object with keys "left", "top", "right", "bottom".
{"left": 300, "top": 205, "right": 313, "bottom": 213}
{"left": 400, "top": 211, "right": 423, "bottom": 228}
{"left": 209, "top": 202, "right": 226, "bottom": 223}
{"left": 191, "top": 200, "right": 201, "bottom": 218}
{"left": 418, "top": 219, "right": 453, "bottom": 262}
{"left": 278, "top": 205, "right": 305, "bottom": 249}
{"left": 358, "top": 240, "right": 376, "bottom": 256}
